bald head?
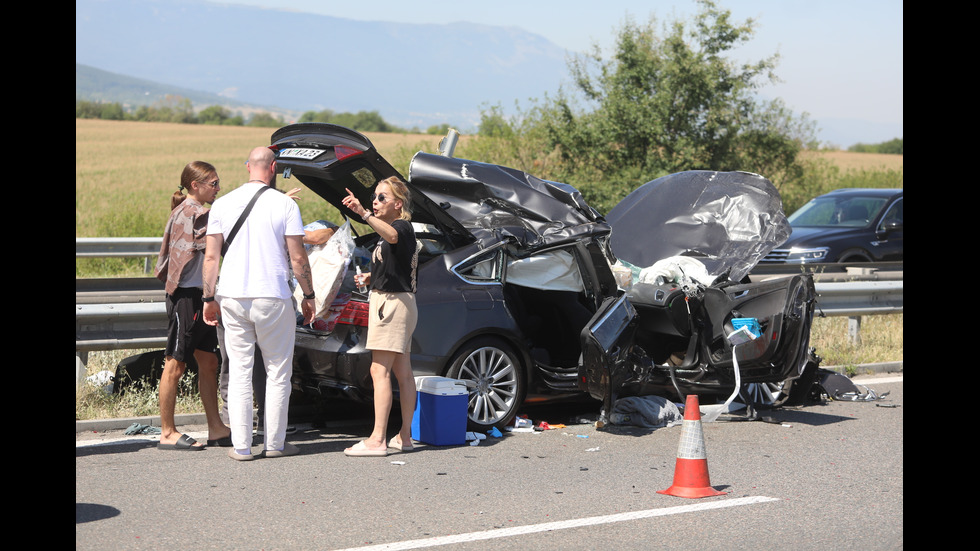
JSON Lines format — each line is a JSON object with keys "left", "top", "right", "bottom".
{"left": 246, "top": 146, "right": 276, "bottom": 186}
{"left": 248, "top": 146, "right": 275, "bottom": 166}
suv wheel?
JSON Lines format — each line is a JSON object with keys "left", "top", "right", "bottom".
{"left": 446, "top": 337, "right": 526, "bottom": 431}
{"left": 838, "top": 248, "right": 872, "bottom": 263}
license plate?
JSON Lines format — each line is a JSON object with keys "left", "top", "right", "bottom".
{"left": 278, "top": 147, "right": 324, "bottom": 160}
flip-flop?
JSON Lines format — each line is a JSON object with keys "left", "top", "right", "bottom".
{"left": 207, "top": 436, "right": 233, "bottom": 447}
{"left": 388, "top": 436, "right": 414, "bottom": 452}
{"left": 158, "top": 434, "right": 205, "bottom": 451}
{"left": 227, "top": 448, "right": 255, "bottom": 461}
{"left": 344, "top": 440, "right": 388, "bottom": 457}
{"left": 264, "top": 442, "right": 300, "bottom": 458}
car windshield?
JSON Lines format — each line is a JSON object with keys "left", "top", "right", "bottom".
{"left": 788, "top": 195, "right": 888, "bottom": 228}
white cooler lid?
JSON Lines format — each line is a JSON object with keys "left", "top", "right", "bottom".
{"left": 414, "top": 376, "right": 468, "bottom": 395}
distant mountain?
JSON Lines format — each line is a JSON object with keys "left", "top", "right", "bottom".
{"left": 75, "top": 0, "right": 568, "bottom": 131}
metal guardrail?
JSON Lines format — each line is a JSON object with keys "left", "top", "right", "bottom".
{"left": 811, "top": 281, "right": 903, "bottom": 317}
{"left": 75, "top": 278, "right": 903, "bottom": 354}
{"left": 75, "top": 302, "right": 169, "bottom": 352}
{"left": 76, "top": 237, "right": 161, "bottom": 273}
{"left": 76, "top": 238, "right": 903, "bottom": 353}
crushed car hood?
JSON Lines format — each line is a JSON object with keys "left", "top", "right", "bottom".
{"left": 606, "top": 170, "right": 790, "bottom": 282}
{"left": 408, "top": 152, "right": 610, "bottom": 254}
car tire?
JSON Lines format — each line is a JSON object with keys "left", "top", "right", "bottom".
{"left": 446, "top": 336, "right": 526, "bottom": 431}
{"left": 837, "top": 248, "right": 873, "bottom": 263}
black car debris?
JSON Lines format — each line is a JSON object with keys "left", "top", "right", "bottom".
{"left": 270, "top": 123, "right": 819, "bottom": 429}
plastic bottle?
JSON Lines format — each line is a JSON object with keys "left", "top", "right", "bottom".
{"left": 355, "top": 265, "right": 367, "bottom": 294}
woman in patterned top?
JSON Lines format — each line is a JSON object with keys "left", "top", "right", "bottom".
{"left": 154, "top": 161, "right": 230, "bottom": 450}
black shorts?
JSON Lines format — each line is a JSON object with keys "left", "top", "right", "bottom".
{"left": 165, "top": 287, "right": 218, "bottom": 362}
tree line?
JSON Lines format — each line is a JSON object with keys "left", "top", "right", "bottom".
{"left": 848, "top": 138, "right": 902, "bottom": 154}
{"left": 76, "top": 96, "right": 453, "bottom": 135}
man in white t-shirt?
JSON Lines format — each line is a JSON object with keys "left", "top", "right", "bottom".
{"left": 202, "top": 146, "right": 315, "bottom": 461}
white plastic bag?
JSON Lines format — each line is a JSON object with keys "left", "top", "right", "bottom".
{"left": 296, "top": 221, "right": 355, "bottom": 321}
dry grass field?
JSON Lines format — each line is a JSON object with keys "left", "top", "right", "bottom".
{"left": 76, "top": 118, "right": 901, "bottom": 238}
{"left": 75, "top": 119, "right": 448, "bottom": 238}
{"left": 800, "top": 149, "right": 903, "bottom": 171}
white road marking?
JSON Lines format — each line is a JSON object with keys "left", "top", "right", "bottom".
{"left": 333, "top": 496, "right": 779, "bottom": 551}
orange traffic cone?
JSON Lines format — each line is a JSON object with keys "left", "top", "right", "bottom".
{"left": 658, "top": 394, "right": 727, "bottom": 498}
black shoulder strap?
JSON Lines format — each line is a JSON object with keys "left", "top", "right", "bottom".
{"left": 221, "top": 185, "right": 272, "bottom": 257}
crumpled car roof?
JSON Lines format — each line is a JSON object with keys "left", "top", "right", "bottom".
{"left": 408, "top": 152, "right": 610, "bottom": 254}
{"left": 605, "top": 170, "right": 790, "bottom": 282}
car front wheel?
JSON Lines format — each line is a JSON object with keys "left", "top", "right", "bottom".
{"left": 446, "top": 337, "right": 526, "bottom": 431}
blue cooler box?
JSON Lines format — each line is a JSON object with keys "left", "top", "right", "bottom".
{"left": 411, "top": 376, "right": 468, "bottom": 446}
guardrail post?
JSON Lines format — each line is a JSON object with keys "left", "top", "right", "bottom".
{"left": 848, "top": 316, "right": 862, "bottom": 346}
{"left": 76, "top": 353, "right": 88, "bottom": 390}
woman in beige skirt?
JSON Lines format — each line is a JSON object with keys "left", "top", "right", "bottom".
{"left": 341, "top": 176, "right": 420, "bottom": 456}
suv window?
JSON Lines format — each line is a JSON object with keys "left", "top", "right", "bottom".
{"left": 879, "top": 197, "right": 903, "bottom": 228}
{"left": 789, "top": 195, "right": 888, "bottom": 227}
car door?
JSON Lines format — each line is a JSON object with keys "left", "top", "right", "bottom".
{"left": 873, "top": 196, "right": 903, "bottom": 261}
{"left": 578, "top": 294, "right": 638, "bottom": 415}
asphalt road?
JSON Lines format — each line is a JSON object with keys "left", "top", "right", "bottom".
{"left": 76, "top": 373, "right": 902, "bottom": 550}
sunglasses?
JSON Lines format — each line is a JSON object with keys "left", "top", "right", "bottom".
{"left": 372, "top": 193, "right": 389, "bottom": 203}
{"left": 200, "top": 179, "right": 220, "bottom": 189}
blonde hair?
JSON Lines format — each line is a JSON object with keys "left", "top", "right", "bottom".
{"left": 172, "top": 161, "right": 217, "bottom": 210}
{"left": 378, "top": 176, "right": 412, "bottom": 222}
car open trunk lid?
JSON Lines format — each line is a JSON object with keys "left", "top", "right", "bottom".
{"left": 269, "top": 123, "right": 473, "bottom": 247}
{"left": 605, "top": 170, "right": 791, "bottom": 282}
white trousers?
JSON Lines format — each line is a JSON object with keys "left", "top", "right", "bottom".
{"left": 219, "top": 297, "right": 295, "bottom": 452}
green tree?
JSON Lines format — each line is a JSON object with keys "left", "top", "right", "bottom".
{"left": 157, "top": 95, "right": 196, "bottom": 123}
{"left": 426, "top": 123, "right": 451, "bottom": 135}
{"left": 198, "top": 105, "right": 233, "bottom": 125}
{"left": 331, "top": 110, "right": 395, "bottom": 132}
{"left": 298, "top": 109, "right": 335, "bottom": 123}
{"left": 76, "top": 100, "right": 125, "bottom": 120}
{"left": 502, "top": 0, "right": 815, "bottom": 211}
{"left": 248, "top": 112, "right": 283, "bottom": 127}
{"left": 849, "top": 138, "right": 903, "bottom": 154}
{"left": 477, "top": 104, "right": 515, "bottom": 138}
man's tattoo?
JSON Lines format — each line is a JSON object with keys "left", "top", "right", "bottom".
{"left": 297, "top": 262, "right": 313, "bottom": 295}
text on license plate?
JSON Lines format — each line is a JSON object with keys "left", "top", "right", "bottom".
{"left": 278, "top": 148, "right": 324, "bottom": 160}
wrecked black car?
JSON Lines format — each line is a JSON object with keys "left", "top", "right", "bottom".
{"left": 272, "top": 123, "right": 818, "bottom": 429}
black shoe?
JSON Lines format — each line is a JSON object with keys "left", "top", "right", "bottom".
{"left": 255, "top": 426, "right": 297, "bottom": 435}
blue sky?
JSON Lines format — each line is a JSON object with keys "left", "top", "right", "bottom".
{"left": 222, "top": 0, "right": 903, "bottom": 145}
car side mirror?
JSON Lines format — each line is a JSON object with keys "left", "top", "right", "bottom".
{"left": 878, "top": 221, "right": 902, "bottom": 235}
